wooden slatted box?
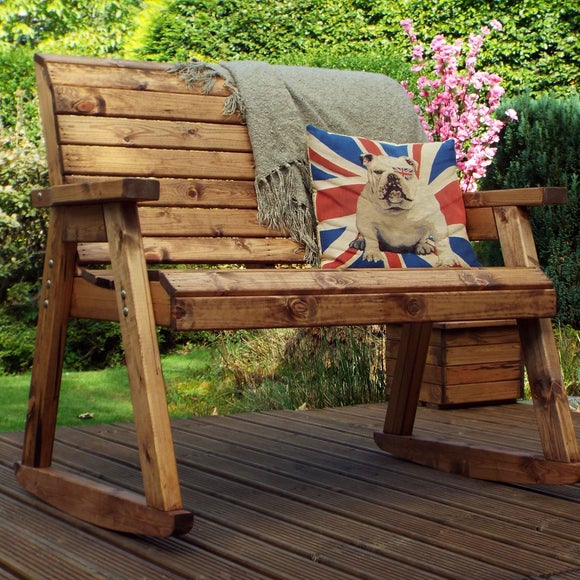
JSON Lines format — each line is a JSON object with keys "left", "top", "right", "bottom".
{"left": 387, "top": 320, "right": 524, "bottom": 408}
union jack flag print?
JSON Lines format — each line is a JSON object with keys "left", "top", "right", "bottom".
{"left": 306, "top": 124, "right": 480, "bottom": 269}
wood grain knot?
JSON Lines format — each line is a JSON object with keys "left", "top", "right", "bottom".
{"left": 286, "top": 297, "right": 316, "bottom": 321}
{"left": 73, "top": 97, "right": 105, "bottom": 114}
{"left": 187, "top": 187, "right": 200, "bottom": 200}
{"left": 406, "top": 298, "right": 424, "bottom": 317}
{"left": 496, "top": 207, "right": 509, "bottom": 223}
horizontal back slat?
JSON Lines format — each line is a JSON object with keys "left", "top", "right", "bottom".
{"left": 61, "top": 145, "right": 255, "bottom": 180}
{"left": 57, "top": 116, "right": 251, "bottom": 152}
{"left": 465, "top": 208, "right": 498, "bottom": 241}
{"left": 137, "top": 208, "right": 278, "bottom": 237}
{"left": 37, "top": 53, "right": 503, "bottom": 272}
{"left": 53, "top": 86, "right": 240, "bottom": 123}
{"left": 42, "top": 55, "right": 230, "bottom": 95}
{"left": 64, "top": 176, "right": 259, "bottom": 209}
{"left": 61, "top": 205, "right": 278, "bottom": 242}
{"left": 78, "top": 237, "right": 304, "bottom": 264}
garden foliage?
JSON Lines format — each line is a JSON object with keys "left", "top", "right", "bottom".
{"left": 0, "top": 0, "right": 579, "bottom": 373}
{"left": 482, "top": 94, "right": 580, "bottom": 330}
{"left": 139, "top": 0, "right": 578, "bottom": 97}
{"left": 0, "top": 0, "right": 144, "bottom": 56}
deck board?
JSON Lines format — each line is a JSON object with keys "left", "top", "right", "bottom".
{"left": 1, "top": 403, "right": 580, "bottom": 579}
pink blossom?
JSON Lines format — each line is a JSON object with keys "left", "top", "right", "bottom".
{"left": 412, "top": 45, "right": 424, "bottom": 60}
{"left": 400, "top": 20, "right": 516, "bottom": 193}
{"left": 400, "top": 19, "right": 413, "bottom": 34}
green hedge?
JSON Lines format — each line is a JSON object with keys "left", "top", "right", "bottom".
{"left": 140, "top": 0, "right": 579, "bottom": 96}
{"left": 482, "top": 94, "right": 580, "bottom": 329}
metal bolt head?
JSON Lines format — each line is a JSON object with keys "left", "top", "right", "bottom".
{"left": 122, "top": 307, "right": 129, "bottom": 317}
{"left": 120, "top": 290, "right": 127, "bottom": 300}
{"left": 43, "top": 299, "right": 49, "bottom": 308}
{"left": 48, "top": 259, "right": 54, "bottom": 268}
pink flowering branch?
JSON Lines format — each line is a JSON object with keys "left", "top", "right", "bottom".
{"left": 400, "top": 19, "right": 517, "bottom": 192}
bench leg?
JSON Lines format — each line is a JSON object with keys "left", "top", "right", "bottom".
{"left": 375, "top": 322, "right": 432, "bottom": 455}
{"left": 102, "top": 202, "right": 192, "bottom": 533}
{"left": 103, "top": 203, "right": 186, "bottom": 508}
{"left": 518, "top": 317, "right": 580, "bottom": 462}
{"left": 20, "top": 208, "right": 76, "bottom": 468}
{"left": 374, "top": 319, "right": 580, "bottom": 484}
{"left": 374, "top": 204, "right": 580, "bottom": 484}
{"left": 16, "top": 204, "right": 193, "bottom": 536}
{"left": 381, "top": 322, "right": 433, "bottom": 435}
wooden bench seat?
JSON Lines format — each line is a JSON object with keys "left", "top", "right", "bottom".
{"left": 16, "top": 53, "right": 580, "bottom": 537}
{"left": 74, "top": 267, "right": 556, "bottom": 330}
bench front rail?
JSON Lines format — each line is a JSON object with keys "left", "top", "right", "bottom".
{"left": 15, "top": 54, "right": 580, "bottom": 537}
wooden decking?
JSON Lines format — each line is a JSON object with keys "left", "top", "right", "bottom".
{"left": 1, "top": 402, "right": 580, "bottom": 579}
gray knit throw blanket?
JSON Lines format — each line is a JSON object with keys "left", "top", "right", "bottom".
{"left": 169, "top": 60, "right": 427, "bottom": 264}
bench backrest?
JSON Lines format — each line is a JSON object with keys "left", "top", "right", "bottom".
{"left": 34, "top": 53, "right": 500, "bottom": 268}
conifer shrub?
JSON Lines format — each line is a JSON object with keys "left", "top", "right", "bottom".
{"left": 482, "top": 94, "right": 580, "bottom": 329}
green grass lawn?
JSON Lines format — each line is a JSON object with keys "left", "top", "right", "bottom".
{"left": 2, "top": 326, "right": 578, "bottom": 433}
{"left": 0, "top": 347, "right": 213, "bottom": 432}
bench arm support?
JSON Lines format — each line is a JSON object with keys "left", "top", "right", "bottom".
{"left": 31, "top": 178, "right": 160, "bottom": 208}
{"left": 463, "top": 186, "right": 567, "bottom": 208}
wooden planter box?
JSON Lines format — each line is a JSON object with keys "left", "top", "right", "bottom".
{"left": 386, "top": 320, "right": 524, "bottom": 408}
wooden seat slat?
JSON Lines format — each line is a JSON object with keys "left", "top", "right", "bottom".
{"left": 68, "top": 276, "right": 555, "bottom": 330}
{"left": 57, "top": 116, "right": 252, "bottom": 152}
{"left": 171, "top": 289, "right": 556, "bottom": 330}
{"left": 156, "top": 267, "right": 553, "bottom": 297}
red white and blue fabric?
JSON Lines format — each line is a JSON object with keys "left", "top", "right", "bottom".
{"left": 306, "top": 124, "right": 481, "bottom": 269}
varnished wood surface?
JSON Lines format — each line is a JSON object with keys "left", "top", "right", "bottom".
{"left": 27, "top": 53, "right": 580, "bottom": 538}
{"left": 67, "top": 269, "right": 558, "bottom": 330}
{"left": 37, "top": 52, "right": 553, "bottom": 272}
{"left": 2, "top": 403, "right": 580, "bottom": 579}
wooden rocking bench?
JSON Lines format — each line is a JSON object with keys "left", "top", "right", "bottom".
{"left": 16, "top": 53, "right": 580, "bottom": 537}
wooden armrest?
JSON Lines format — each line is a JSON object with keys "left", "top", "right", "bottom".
{"left": 463, "top": 186, "right": 567, "bottom": 208}
{"left": 31, "top": 178, "right": 160, "bottom": 208}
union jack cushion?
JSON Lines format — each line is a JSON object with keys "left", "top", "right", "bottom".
{"left": 306, "top": 124, "right": 481, "bottom": 269}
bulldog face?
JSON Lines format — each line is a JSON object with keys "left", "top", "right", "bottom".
{"left": 361, "top": 153, "right": 419, "bottom": 210}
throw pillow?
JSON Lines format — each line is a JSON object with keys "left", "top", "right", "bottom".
{"left": 306, "top": 124, "right": 481, "bottom": 268}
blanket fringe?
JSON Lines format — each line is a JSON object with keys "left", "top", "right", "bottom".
{"left": 168, "top": 60, "right": 319, "bottom": 264}
{"left": 256, "top": 161, "right": 319, "bottom": 265}
{"left": 167, "top": 61, "right": 246, "bottom": 119}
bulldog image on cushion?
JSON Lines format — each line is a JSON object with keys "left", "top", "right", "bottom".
{"left": 349, "top": 153, "right": 460, "bottom": 267}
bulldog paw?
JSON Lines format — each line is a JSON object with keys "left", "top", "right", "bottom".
{"left": 437, "top": 252, "right": 461, "bottom": 267}
{"left": 415, "top": 240, "right": 436, "bottom": 255}
{"left": 363, "top": 248, "right": 385, "bottom": 263}
{"left": 349, "top": 237, "right": 366, "bottom": 251}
